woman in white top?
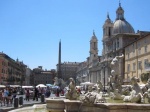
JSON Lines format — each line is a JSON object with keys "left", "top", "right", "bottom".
{"left": 3, "top": 88, "right": 8, "bottom": 106}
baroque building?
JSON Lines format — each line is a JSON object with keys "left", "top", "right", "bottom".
{"left": 124, "top": 32, "right": 150, "bottom": 84}
{"left": 57, "top": 62, "right": 79, "bottom": 85}
{"left": 89, "top": 3, "right": 139, "bottom": 87}
{"left": 77, "top": 3, "right": 144, "bottom": 88}
{"left": 31, "top": 66, "right": 56, "bottom": 86}
{"left": 0, "top": 52, "right": 27, "bottom": 85}
{"left": 76, "top": 31, "right": 101, "bottom": 84}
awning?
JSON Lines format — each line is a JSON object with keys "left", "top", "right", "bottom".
{"left": 46, "top": 84, "right": 53, "bottom": 87}
{"left": 36, "top": 84, "right": 46, "bottom": 88}
{"left": 0, "top": 85, "right": 5, "bottom": 88}
{"left": 22, "top": 86, "right": 34, "bottom": 88}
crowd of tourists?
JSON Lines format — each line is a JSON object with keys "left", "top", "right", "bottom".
{"left": 0, "top": 86, "right": 52, "bottom": 106}
{"left": 0, "top": 87, "right": 18, "bottom": 106}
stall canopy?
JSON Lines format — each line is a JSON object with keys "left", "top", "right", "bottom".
{"left": 36, "top": 84, "right": 46, "bottom": 88}
{"left": 0, "top": 85, "right": 6, "bottom": 88}
{"left": 9, "top": 85, "right": 21, "bottom": 88}
{"left": 22, "top": 86, "right": 34, "bottom": 88}
{"left": 46, "top": 84, "right": 53, "bottom": 87}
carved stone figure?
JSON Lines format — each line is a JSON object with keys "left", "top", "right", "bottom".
{"left": 109, "top": 54, "right": 124, "bottom": 92}
{"left": 96, "top": 80, "right": 103, "bottom": 93}
{"left": 80, "top": 86, "right": 106, "bottom": 104}
{"left": 65, "top": 78, "right": 79, "bottom": 100}
{"left": 123, "top": 77, "right": 144, "bottom": 103}
{"left": 145, "top": 78, "right": 150, "bottom": 89}
{"left": 110, "top": 89, "right": 125, "bottom": 100}
{"left": 143, "top": 89, "right": 150, "bottom": 103}
{"left": 54, "top": 77, "right": 66, "bottom": 89}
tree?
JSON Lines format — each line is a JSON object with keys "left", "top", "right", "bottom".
{"left": 141, "top": 73, "right": 150, "bottom": 83}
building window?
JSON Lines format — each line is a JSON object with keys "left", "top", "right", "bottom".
{"left": 138, "top": 61, "right": 142, "bottom": 69}
{"left": 138, "top": 48, "right": 141, "bottom": 55}
{"left": 133, "top": 63, "right": 136, "bottom": 71}
{"left": 132, "top": 44, "right": 134, "bottom": 49}
{"left": 128, "top": 53, "right": 130, "bottom": 59}
{"left": 117, "top": 38, "right": 119, "bottom": 48}
{"left": 114, "top": 42, "right": 116, "bottom": 50}
{"left": 103, "top": 29, "right": 105, "bottom": 36}
{"left": 127, "top": 64, "right": 130, "bottom": 72}
{"left": 108, "top": 27, "right": 111, "bottom": 36}
{"left": 93, "top": 42, "right": 96, "bottom": 49}
{"left": 145, "top": 46, "right": 147, "bottom": 53}
{"left": 144, "top": 59, "right": 149, "bottom": 69}
{"left": 133, "top": 50, "right": 135, "bottom": 57}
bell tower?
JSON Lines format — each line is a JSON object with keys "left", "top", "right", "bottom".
{"left": 89, "top": 30, "right": 98, "bottom": 63}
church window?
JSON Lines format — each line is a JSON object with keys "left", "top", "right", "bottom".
{"left": 103, "top": 29, "right": 105, "bottom": 36}
{"left": 94, "top": 42, "right": 96, "bottom": 49}
{"left": 108, "top": 27, "right": 111, "bottom": 36}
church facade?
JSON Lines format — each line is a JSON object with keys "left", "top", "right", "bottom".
{"left": 76, "top": 3, "right": 142, "bottom": 86}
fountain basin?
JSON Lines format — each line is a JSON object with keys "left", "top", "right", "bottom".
{"left": 46, "top": 98, "right": 150, "bottom": 112}
{"left": 9, "top": 104, "right": 46, "bottom": 112}
{"left": 8, "top": 98, "right": 150, "bottom": 112}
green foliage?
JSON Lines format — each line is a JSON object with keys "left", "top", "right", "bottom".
{"left": 141, "top": 73, "right": 150, "bottom": 83}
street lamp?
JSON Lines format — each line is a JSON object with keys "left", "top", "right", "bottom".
{"left": 103, "top": 65, "right": 106, "bottom": 92}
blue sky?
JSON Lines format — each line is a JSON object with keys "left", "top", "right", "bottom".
{"left": 0, "top": 0, "right": 150, "bottom": 70}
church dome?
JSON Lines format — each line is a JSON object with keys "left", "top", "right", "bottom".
{"left": 112, "top": 2, "right": 135, "bottom": 35}
{"left": 113, "top": 20, "right": 135, "bottom": 34}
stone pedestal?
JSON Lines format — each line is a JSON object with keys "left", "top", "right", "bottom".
{"left": 64, "top": 100, "right": 82, "bottom": 112}
{"left": 46, "top": 98, "right": 65, "bottom": 112}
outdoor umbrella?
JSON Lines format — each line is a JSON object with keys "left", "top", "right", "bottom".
{"left": 36, "top": 84, "right": 46, "bottom": 88}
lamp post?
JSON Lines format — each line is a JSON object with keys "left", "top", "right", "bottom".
{"left": 103, "top": 65, "right": 106, "bottom": 92}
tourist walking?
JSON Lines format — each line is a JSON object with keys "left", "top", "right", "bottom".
{"left": 38, "top": 86, "right": 42, "bottom": 98}
{"left": 7, "top": 88, "right": 13, "bottom": 106}
{"left": 33, "top": 87, "right": 39, "bottom": 101}
{"left": 12, "top": 88, "right": 17, "bottom": 101}
{"left": 3, "top": 88, "right": 8, "bottom": 106}
{"left": 25, "top": 88, "right": 30, "bottom": 101}
{"left": 46, "top": 86, "right": 51, "bottom": 98}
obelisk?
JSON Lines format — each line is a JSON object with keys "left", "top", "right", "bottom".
{"left": 57, "top": 40, "right": 62, "bottom": 79}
